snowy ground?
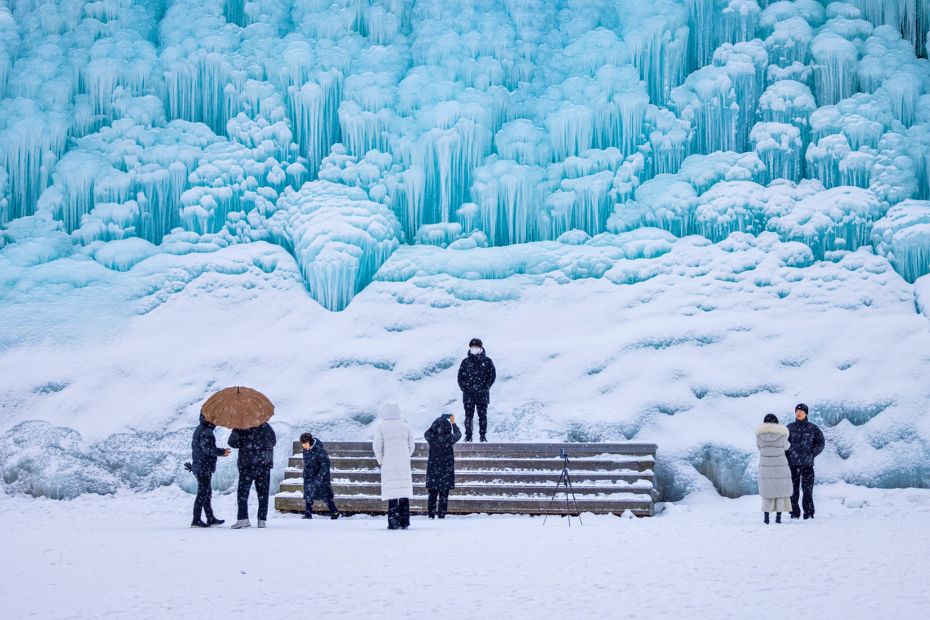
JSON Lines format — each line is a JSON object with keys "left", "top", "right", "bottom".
{"left": 2, "top": 483, "right": 928, "bottom": 620}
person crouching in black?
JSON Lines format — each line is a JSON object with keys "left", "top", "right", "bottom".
{"left": 188, "top": 414, "right": 230, "bottom": 528}
{"left": 301, "top": 432, "right": 340, "bottom": 520}
{"left": 424, "top": 414, "right": 462, "bottom": 519}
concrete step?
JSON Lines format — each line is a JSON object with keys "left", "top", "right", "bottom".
{"left": 274, "top": 494, "right": 653, "bottom": 516}
{"left": 287, "top": 455, "right": 653, "bottom": 472}
{"left": 279, "top": 481, "right": 655, "bottom": 498}
{"left": 291, "top": 441, "right": 657, "bottom": 459}
{"left": 284, "top": 470, "right": 654, "bottom": 484}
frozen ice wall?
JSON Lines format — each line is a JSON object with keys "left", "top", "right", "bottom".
{"left": 1, "top": 0, "right": 929, "bottom": 302}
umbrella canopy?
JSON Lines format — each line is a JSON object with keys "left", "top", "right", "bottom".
{"left": 201, "top": 386, "right": 274, "bottom": 429}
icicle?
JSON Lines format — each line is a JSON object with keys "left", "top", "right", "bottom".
{"left": 670, "top": 66, "right": 738, "bottom": 155}
{"left": 751, "top": 122, "right": 803, "bottom": 182}
{"left": 811, "top": 31, "right": 859, "bottom": 106}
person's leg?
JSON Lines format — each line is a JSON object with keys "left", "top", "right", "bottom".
{"left": 438, "top": 490, "right": 449, "bottom": 518}
{"left": 464, "top": 403, "right": 475, "bottom": 441}
{"left": 303, "top": 480, "right": 314, "bottom": 517}
{"left": 477, "top": 403, "right": 488, "bottom": 441}
{"left": 789, "top": 465, "right": 801, "bottom": 518}
{"left": 387, "top": 499, "right": 399, "bottom": 529}
{"left": 326, "top": 496, "right": 339, "bottom": 515}
{"left": 193, "top": 472, "right": 210, "bottom": 522}
{"left": 801, "top": 466, "right": 815, "bottom": 517}
{"left": 201, "top": 472, "right": 216, "bottom": 521}
{"left": 764, "top": 512, "right": 769, "bottom": 524}
{"left": 427, "top": 489, "right": 438, "bottom": 518}
{"left": 775, "top": 512, "right": 782, "bottom": 524}
{"left": 256, "top": 468, "right": 271, "bottom": 521}
{"left": 236, "top": 470, "right": 253, "bottom": 521}
{"left": 400, "top": 498, "right": 410, "bottom": 528}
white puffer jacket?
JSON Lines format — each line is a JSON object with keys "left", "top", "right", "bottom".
{"left": 372, "top": 403, "right": 416, "bottom": 501}
{"left": 756, "top": 422, "right": 793, "bottom": 499}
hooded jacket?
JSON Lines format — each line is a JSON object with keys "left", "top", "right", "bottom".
{"left": 425, "top": 417, "right": 462, "bottom": 491}
{"left": 755, "top": 422, "right": 793, "bottom": 499}
{"left": 191, "top": 414, "right": 226, "bottom": 476}
{"left": 302, "top": 439, "right": 334, "bottom": 500}
{"left": 786, "top": 418, "right": 825, "bottom": 467}
{"left": 457, "top": 350, "right": 496, "bottom": 405}
{"left": 372, "top": 403, "right": 416, "bottom": 500}
{"left": 228, "top": 422, "right": 277, "bottom": 471}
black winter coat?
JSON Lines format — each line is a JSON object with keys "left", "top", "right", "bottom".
{"left": 786, "top": 419, "right": 825, "bottom": 467}
{"left": 457, "top": 351, "right": 496, "bottom": 405}
{"left": 425, "top": 418, "right": 462, "bottom": 491}
{"left": 302, "top": 440, "right": 334, "bottom": 500}
{"left": 228, "top": 423, "right": 276, "bottom": 471}
{"left": 191, "top": 414, "right": 226, "bottom": 476}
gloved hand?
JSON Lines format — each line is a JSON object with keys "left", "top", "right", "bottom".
{"left": 184, "top": 462, "right": 193, "bottom": 472}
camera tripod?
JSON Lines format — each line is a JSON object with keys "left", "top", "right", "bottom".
{"left": 543, "top": 449, "right": 582, "bottom": 526}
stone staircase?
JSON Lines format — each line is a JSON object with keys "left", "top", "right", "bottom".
{"left": 274, "top": 441, "right": 658, "bottom": 517}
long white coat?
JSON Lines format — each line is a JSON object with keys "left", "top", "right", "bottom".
{"left": 756, "top": 422, "right": 793, "bottom": 499}
{"left": 372, "top": 403, "right": 416, "bottom": 501}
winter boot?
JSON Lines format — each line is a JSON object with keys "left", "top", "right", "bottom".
{"left": 231, "top": 519, "right": 251, "bottom": 529}
{"left": 803, "top": 513, "right": 813, "bottom": 520}
{"left": 257, "top": 520, "right": 267, "bottom": 528}
{"left": 302, "top": 513, "right": 313, "bottom": 519}
{"left": 464, "top": 436, "right": 473, "bottom": 443}
{"left": 206, "top": 517, "right": 225, "bottom": 527}
{"left": 763, "top": 512, "right": 770, "bottom": 525}
{"left": 775, "top": 513, "right": 782, "bottom": 524}
{"left": 191, "top": 519, "right": 209, "bottom": 528}
{"left": 479, "top": 436, "right": 488, "bottom": 442}
{"left": 330, "top": 512, "right": 341, "bottom": 520}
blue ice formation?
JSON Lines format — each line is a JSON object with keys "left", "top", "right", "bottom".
{"left": 3, "top": 0, "right": 930, "bottom": 306}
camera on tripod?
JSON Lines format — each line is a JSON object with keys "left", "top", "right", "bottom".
{"left": 559, "top": 447, "right": 569, "bottom": 461}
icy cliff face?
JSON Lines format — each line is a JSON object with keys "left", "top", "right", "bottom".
{"left": 3, "top": 0, "right": 930, "bottom": 305}
{"left": 3, "top": 0, "right": 930, "bottom": 498}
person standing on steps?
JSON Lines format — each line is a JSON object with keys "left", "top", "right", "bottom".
{"left": 756, "top": 414, "right": 793, "bottom": 525}
{"left": 786, "top": 403, "right": 825, "bottom": 520}
{"left": 373, "top": 403, "right": 415, "bottom": 530}
{"left": 188, "top": 413, "right": 231, "bottom": 528}
{"left": 228, "top": 421, "right": 277, "bottom": 529}
{"left": 457, "top": 338, "right": 496, "bottom": 442}
{"left": 300, "top": 432, "right": 340, "bottom": 520}
{"left": 424, "top": 414, "right": 462, "bottom": 519}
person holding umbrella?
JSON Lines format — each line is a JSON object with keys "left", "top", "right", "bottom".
{"left": 199, "top": 387, "right": 277, "bottom": 530}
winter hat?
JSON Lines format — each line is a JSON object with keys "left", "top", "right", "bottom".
{"left": 795, "top": 403, "right": 809, "bottom": 414}
{"left": 469, "top": 338, "right": 483, "bottom": 348}
{"left": 763, "top": 414, "right": 779, "bottom": 424}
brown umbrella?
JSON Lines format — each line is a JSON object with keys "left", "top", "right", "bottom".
{"left": 201, "top": 386, "right": 275, "bottom": 429}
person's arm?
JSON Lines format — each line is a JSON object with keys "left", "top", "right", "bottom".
{"left": 268, "top": 425, "right": 277, "bottom": 447}
{"left": 201, "top": 431, "right": 225, "bottom": 457}
{"left": 779, "top": 433, "right": 790, "bottom": 451}
{"left": 407, "top": 426, "right": 416, "bottom": 456}
{"left": 812, "top": 426, "right": 825, "bottom": 457}
{"left": 424, "top": 427, "right": 436, "bottom": 445}
{"left": 487, "top": 359, "right": 496, "bottom": 388}
{"left": 228, "top": 430, "right": 240, "bottom": 449}
{"left": 372, "top": 428, "right": 384, "bottom": 465}
{"left": 457, "top": 361, "right": 467, "bottom": 391}
{"left": 451, "top": 423, "right": 462, "bottom": 443}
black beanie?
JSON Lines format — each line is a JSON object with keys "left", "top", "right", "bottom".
{"left": 795, "top": 403, "right": 809, "bottom": 414}
{"left": 469, "top": 338, "right": 483, "bottom": 348}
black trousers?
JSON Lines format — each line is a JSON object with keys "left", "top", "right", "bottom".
{"left": 428, "top": 489, "right": 449, "bottom": 518}
{"left": 237, "top": 467, "right": 271, "bottom": 521}
{"left": 464, "top": 403, "right": 488, "bottom": 439}
{"left": 305, "top": 495, "right": 338, "bottom": 516}
{"left": 790, "top": 465, "right": 815, "bottom": 517}
{"left": 387, "top": 498, "right": 410, "bottom": 529}
{"left": 193, "top": 471, "right": 215, "bottom": 522}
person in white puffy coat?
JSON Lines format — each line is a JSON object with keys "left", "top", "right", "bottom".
{"left": 372, "top": 403, "right": 416, "bottom": 529}
{"left": 756, "top": 413, "right": 793, "bottom": 524}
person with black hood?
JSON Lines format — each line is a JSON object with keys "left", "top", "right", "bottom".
{"left": 300, "top": 432, "right": 340, "bottom": 520}
{"left": 457, "top": 338, "right": 496, "bottom": 442}
{"left": 424, "top": 414, "right": 462, "bottom": 519}
{"left": 188, "top": 414, "right": 231, "bottom": 528}
{"left": 786, "top": 403, "right": 825, "bottom": 520}
{"left": 228, "top": 421, "right": 276, "bottom": 529}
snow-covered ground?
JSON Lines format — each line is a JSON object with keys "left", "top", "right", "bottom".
{"left": 2, "top": 484, "right": 928, "bottom": 619}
